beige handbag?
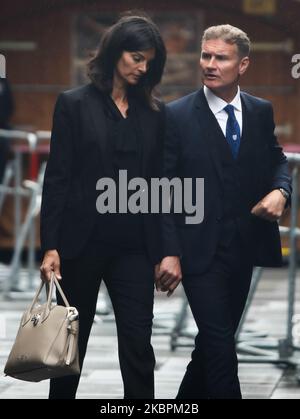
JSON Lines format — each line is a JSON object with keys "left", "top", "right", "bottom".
{"left": 4, "top": 273, "right": 80, "bottom": 382}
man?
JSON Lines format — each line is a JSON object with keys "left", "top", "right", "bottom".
{"left": 157, "top": 25, "right": 292, "bottom": 399}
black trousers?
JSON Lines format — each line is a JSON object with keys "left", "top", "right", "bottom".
{"left": 49, "top": 241, "right": 156, "bottom": 399}
{"left": 177, "top": 232, "right": 253, "bottom": 400}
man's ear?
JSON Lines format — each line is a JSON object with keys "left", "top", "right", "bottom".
{"left": 239, "top": 56, "right": 250, "bottom": 76}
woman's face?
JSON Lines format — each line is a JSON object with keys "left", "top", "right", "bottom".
{"left": 114, "top": 48, "right": 156, "bottom": 86}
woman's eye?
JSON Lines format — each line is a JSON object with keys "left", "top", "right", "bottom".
{"left": 133, "top": 55, "right": 141, "bottom": 62}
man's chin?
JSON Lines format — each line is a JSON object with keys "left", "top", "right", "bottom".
{"left": 203, "top": 80, "right": 221, "bottom": 90}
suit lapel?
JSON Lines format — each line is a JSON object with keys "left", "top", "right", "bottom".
{"left": 133, "top": 102, "right": 157, "bottom": 178}
{"left": 84, "top": 84, "right": 113, "bottom": 176}
{"left": 195, "top": 89, "right": 224, "bottom": 186}
{"left": 239, "top": 92, "right": 258, "bottom": 160}
{"left": 195, "top": 89, "right": 259, "bottom": 184}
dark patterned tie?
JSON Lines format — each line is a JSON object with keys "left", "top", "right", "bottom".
{"left": 224, "top": 104, "right": 241, "bottom": 160}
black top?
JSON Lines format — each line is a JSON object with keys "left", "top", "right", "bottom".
{"left": 93, "top": 93, "right": 145, "bottom": 251}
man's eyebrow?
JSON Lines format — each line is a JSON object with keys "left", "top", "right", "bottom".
{"left": 201, "top": 52, "right": 229, "bottom": 57}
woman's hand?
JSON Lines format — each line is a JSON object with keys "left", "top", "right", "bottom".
{"left": 40, "top": 249, "right": 62, "bottom": 282}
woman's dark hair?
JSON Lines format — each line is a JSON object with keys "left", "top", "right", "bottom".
{"left": 87, "top": 13, "right": 166, "bottom": 109}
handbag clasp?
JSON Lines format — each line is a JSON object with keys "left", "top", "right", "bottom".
{"left": 31, "top": 314, "right": 41, "bottom": 326}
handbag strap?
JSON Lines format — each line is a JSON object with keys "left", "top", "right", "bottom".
{"left": 52, "top": 273, "right": 70, "bottom": 307}
{"left": 23, "top": 273, "right": 71, "bottom": 325}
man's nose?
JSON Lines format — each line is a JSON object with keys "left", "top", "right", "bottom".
{"left": 207, "top": 56, "right": 217, "bottom": 68}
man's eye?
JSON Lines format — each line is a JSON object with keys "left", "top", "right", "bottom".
{"left": 133, "top": 55, "right": 141, "bottom": 62}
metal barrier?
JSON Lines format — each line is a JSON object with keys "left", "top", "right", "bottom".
{"left": 170, "top": 152, "right": 300, "bottom": 378}
{"left": 0, "top": 129, "right": 50, "bottom": 296}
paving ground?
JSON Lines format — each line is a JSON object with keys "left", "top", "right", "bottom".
{"left": 0, "top": 264, "right": 300, "bottom": 399}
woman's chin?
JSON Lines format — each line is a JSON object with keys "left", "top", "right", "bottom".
{"left": 127, "top": 77, "right": 140, "bottom": 85}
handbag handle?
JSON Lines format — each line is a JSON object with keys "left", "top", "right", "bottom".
{"left": 50, "top": 273, "right": 70, "bottom": 307}
{"left": 22, "top": 273, "right": 71, "bottom": 325}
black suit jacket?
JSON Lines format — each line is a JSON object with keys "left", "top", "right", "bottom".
{"left": 41, "top": 83, "right": 164, "bottom": 264}
{"left": 163, "top": 88, "right": 292, "bottom": 275}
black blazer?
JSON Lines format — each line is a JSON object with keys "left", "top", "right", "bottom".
{"left": 40, "top": 83, "right": 164, "bottom": 264}
{"left": 163, "top": 88, "right": 292, "bottom": 275}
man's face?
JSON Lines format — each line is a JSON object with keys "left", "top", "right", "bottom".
{"left": 200, "top": 39, "right": 249, "bottom": 94}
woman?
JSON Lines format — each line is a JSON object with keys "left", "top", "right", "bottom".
{"left": 40, "top": 14, "right": 166, "bottom": 399}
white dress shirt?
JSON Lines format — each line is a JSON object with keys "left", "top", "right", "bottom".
{"left": 203, "top": 86, "right": 243, "bottom": 137}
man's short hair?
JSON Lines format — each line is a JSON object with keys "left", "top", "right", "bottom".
{"left": 202, "top": 24, "right": 251, "bottom": 58}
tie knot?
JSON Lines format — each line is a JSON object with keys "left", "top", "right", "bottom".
{"left": 224, "top": 104, "right": 235, "bottom": 116}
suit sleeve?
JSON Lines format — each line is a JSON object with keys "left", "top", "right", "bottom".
{"left": 40, "top": 93, "right": 74, "bottom": 253}
{"left": 162, "top": 106, "right": 182, "bottom": 257}
{"left": 266, "top": 103, "right": 292, "bottom": 205}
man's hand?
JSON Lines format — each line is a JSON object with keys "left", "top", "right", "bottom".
{"left": 251, "top": 189, "right": 287, "bottom": 222}
{"left": 40, "top": 249, "right": 62, "bottom": 282}
{"left": 155, "top": 256, "right": 182, "bottom": 297}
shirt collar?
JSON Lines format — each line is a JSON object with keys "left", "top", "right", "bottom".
{"left": 203, "top": 85, "right": 242, "bottom": 115}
